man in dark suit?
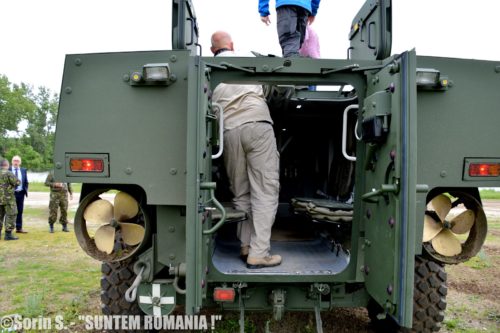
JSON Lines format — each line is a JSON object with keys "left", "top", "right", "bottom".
{"left": 9, "top": 155, "right": 29, "bottom": 233}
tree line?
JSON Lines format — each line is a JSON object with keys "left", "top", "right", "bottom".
{"left": 0, "top": 74, "right": 58, "bottom": 171}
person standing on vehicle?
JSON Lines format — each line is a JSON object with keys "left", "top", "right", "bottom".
{"left": 0, "top": 158, "right": 20, "bottom": 240}
{"left": 210, "top": 31, "right": 281, "bottom": 268}
{"left": 45, "top": 171, "right": 73, "bottom": 233}
{"left": 258, "top": 0, "right": 321, "bottom": 57}
{"left": 9, "top": 155, "right": 29, "bottom": 233}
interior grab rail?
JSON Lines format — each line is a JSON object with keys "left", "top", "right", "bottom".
{"left": 342, "top": 104, "right": 359, "bottom": 161}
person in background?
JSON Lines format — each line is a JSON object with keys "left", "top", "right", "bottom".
{"left": 0, "top": 158, "right": 20, "bottom": 240}
{"left": 45, "top": 171, "right": 73, "bottom": 233}
{"left": 211, "top": 31, "right": 281, "bottom": 269}
{"left": 259, "top": 0, "right": 321, "bottom": 57}
{"left": 9, "top": 155, "right": 29, "bottom": 233}
{"left": 299, "top": 24, "right": 320, "bottom": 58}
{"left": 299, "top": 24, "right": 320, "bottom": 91}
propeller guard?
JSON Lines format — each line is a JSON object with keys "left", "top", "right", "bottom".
{"left": 75, "top": 188, "right": 150, "bottom": 262}
{"left": 423, "top": 191, "right": 487, "bottom": 264}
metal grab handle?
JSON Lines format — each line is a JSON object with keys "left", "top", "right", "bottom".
{"left": 186, "top": 17, "right": 195, "bottom": 46}
{"left": 211, "top": 103, "right": 224, "bottom": 159}
{"left": 200, "top": 182, "right": 227, "bottom": 235}
{"left": 342, "top": 104, "right": 359, "bottom": 161}
{"left": 362, "top": 184, "right": 399, "bottom": 203}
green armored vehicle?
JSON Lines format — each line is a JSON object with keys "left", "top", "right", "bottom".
{"left": 54, "top": 0, "right": 500, "bottom": 331}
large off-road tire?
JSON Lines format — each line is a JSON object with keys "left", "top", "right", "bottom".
{"left": 101, "top": 260, "right": 142, "bottom": 316}
{"left": 368, "top": 256, "right": 447, "bottom": 332}
{"left": 410, "top": 256, "right": 447, "bottom": 332}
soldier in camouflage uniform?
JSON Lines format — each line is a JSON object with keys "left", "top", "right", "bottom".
{"left": 0, "top": 158, "right": 20, "bottom": 240}
{"left": 45, "top": 171, "right": 73, "bottom": 233}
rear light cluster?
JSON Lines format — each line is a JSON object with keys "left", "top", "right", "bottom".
{"left": 468, "top": 163, "right": 500, "bottom": 177}
{"left": 213, "top": 287, "right": 235, "bottom": 302}
{"left": 70, "top": 158, "right": 104, "bottom": 172}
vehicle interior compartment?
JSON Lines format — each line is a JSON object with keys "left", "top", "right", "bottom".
{"left": 212, "top": 85, "right": 359, "bottom": 275}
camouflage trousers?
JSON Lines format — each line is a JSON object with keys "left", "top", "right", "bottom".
{"left": 0, "top": 203, "right": 18, "bottom": 232}
{"left": 48, "top": 191, "right": 69, "bottom": 225}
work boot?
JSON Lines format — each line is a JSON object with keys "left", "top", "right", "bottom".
{"left": 62, "top": 225, "right": 69, "bottom": 232}
{"left": 246, "top": 254, "right": 282, "bottom": 269}
{"left": 4, "top": 231, "right": 19, "bottom": 241}
{"left": 49, "top": 224, "right": 54, "bottom": 233}
{"left": 240, "top": 245, "right": 250, "bottom": 262}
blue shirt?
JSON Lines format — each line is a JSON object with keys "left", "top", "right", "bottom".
{"left": 259, "top": 0, "right": 321, "bottom": 17}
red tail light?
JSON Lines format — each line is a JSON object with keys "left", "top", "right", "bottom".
{"left": 70, "top": 158, "right": 104, "bottom": 172}
{"left": 468, "top": 163, "right": 500, "bottom": 177}
{"left": 213, "top": 288, "right": 236, "bottom": 302}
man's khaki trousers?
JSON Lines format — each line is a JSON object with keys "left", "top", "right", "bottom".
{"left": 224, "top": 122, "right": 280, "bottom": 258}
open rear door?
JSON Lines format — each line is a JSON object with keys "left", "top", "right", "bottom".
{"left": 357, "top": 50, "right": 417, "bottom": 327}
{"left": 172, "top": 0, "right": 199, "bottom": 53}
{"left": 349, "top": 0, "right": 392, "bottom": 60}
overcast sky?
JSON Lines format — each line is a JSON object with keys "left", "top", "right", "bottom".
{"left": 1, "top": 0, "right": 499, "bottom": 93}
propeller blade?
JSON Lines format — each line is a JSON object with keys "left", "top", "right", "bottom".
{"left": 423, "top": 214, "right": 443, "bottom": 242}
{"left": 430, "top": 194, "right": 452, "bottom": 223}
{"left": 119, "top": 222, "right": 145, "bottom": 246}
{"left": 83, "top": 199, "right": 113, "bottom": 224}
{"left": 450, "top": 209, "right": 475, "bottom": 234}
{"left": 431, "top": 229, "right": 462, "bottom": 256}
{"left": 114, "top": 192, "right": 139, "bottom": 221}
{"left": 94, "top": 225, "right": 116, "bottom": 254}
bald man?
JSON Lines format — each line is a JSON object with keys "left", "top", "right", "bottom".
{"left": 210, "top": 31, "right": 281, "bottom": 269}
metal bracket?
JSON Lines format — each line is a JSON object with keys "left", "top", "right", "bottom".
{"left": 235, "top": 283, "right": 247, "bottom": 333}
{"left": 206, "top": 61, "right": 256, "bottom": 74}
{"left": 270, "top": 289, "right": 286, "bottom": 321}
{"left": 200, "top": 182, "right": 227, "bottom": 235}
{"left": 321, "top": 64, "right": 360, "bottom": 75}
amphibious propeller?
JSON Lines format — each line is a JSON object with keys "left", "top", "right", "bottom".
{"left": 423, "top": 194, "right": 475, "bottom": 256}
{"left": 83, "top": 192, "right": 145, "bottom": 254}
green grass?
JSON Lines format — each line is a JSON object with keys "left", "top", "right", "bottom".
{"left": 0, "top": 211, "right": 100, "bottom": 327}
{"left": 463, "top": 250, "right": 491, "bottom": 270}
{"left": 480, "top": 189, "right": 500, "bottom": 200}
{"left": 29, "top": 182, "right": 82, "bottom": 193}
{"left": 444, "top": 301, "right": 497, "bottom": 333}
{"left": 212, "top": 315, "right": 257, "bottom": 333}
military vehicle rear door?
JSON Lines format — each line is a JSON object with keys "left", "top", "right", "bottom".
{"left": 172, "top": 0, "right": 199, "bottom": 54}
{"left": 356, "top": 50, "right": 417, "bottom": 328}
{"left": 350, "top": 1, "right": 417, "bottom": 327}
{"left": 171, "top": 0, "right": 208, "bottom": 315}
{"left": 349, "top": 0, "right": 392, "bottom": 60}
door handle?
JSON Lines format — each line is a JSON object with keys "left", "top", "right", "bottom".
{"left": 362, "top": 183, "right": 399, "bottom": 203}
